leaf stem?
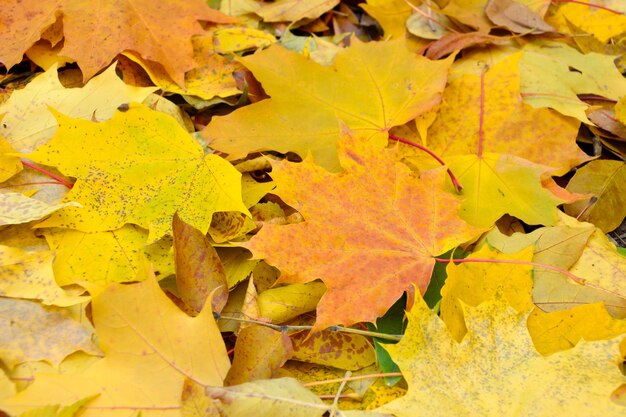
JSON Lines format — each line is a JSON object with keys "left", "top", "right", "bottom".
{"left": 215, "top": 314, "right": 403, "bottom": 341}
{"left": 21, "top": 159, "right": 73, "bottom": 189}
{"left": 551, "top": 0, "right": 624, "bottom": 15}
{"left": 319, "top": 393, "right": 360, "bottom": 400}
{"left": 478, "top": 69, "right": 486, "bottom": 159}
{"left": 330, "top": 371, "right": 351, "bottom": 414}
{"left": 304, "top": 372, "right": 404, "bottom": 387}
{"left": 388, "top": 133, "right": 463, "bottom": 194}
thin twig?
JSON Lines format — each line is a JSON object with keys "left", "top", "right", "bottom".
{"left": 215, "top": 313, "right": 403, "bottom": 341}
{"left": 304, "top": 372, "right": 404, "bottom": 387}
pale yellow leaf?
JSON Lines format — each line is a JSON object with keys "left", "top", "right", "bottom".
{"left": 42, "top": 226, "right": 174, "bottom": 286}
{"left": 207, "top": 377, "right": 329, "bottom": 417}
{"left": 0, "top": 245, "right": 87, "bottom": 307}
{"left": 0, "top": 192, "right": 79, "bottom": 226}
{"left": 0, "top": 64, "right": 156, "bottom": 153}
{"left": 378, "top": 296, "right": 626, "bottom": 416}
{"left": 0, "top": 298, "right": 101, "bottom": 369}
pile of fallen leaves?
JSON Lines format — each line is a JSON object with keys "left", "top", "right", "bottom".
{"left": 1, "top": 0, "right": 626, "bottom": 416}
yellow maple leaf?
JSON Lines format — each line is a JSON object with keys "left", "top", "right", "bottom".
{"left": 0, "top": 245, "right": 86, "bottom": 307}
{"left": 520, "top": 41, "right": 626, "bottom": 123}
{"left": 203, "top": 38, "right": 452, "bottom": 171}
{"left": 29, "top": 104, "right": 248, "bottom": 242}
{"left": 528, "top": 303, "right": 626, "bottom": 355}
{"left": 440, "top": 245, "right": 534, "bottom": 341}
{"left": 0, "top": 137, "right": 21, "bottom": 182}
{"left": 0, "top": 273, "right": 230, "bottom": 417}
{"left": 377, "top": 295, "right": 626, "bottom": 416}
{"left": 0, "top": 64, "right": 156, "bottom": 154}
{"left": 207, "top": 377, "right": 330, "bottom": 416}
{"left": 404, "top": 52, "right": 587, "bottom": 227}
{"left": 425, "top": 52, "right": 586, "bottom": 171}
{"left": 0, "top": 298, "right": 101, "bottom": 369}
{"left": 444, "top": 153, "right": 567, "bottom": 227}
{"left": 564, "top": 160, "right": 626, "bottom": 233}
{"left": 360, "top": 0, "right": 412, "bottom": 38}
{"left": 224, "top": 326, "right": 293, "bottom": 386}
{"left": 440, "top": 233, "right": 626, "bottom": 355}
{"left": 547, "top": 1, "right": 626, "bottom": 43}
{"left": 42, "top": 225, "right": 174, "bottom": 286}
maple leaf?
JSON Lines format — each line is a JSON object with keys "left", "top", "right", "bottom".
{"left": 255, "top": 0, "right": 340, "bottom": 22}
{"left": 360, "top": 0, "right": 413, "bottom": 38}
{"left": 404, "top": 52, "right": 588, "bottom": 227}
{"left": 564, "top": 160, "right": 626, "bottom": 233}
{"left": 257, "top": 282, "right": 326, "bottom": 324}
{"left": 0, "top": 192, "right": 79, "bottom": 226}
{"left": 173, "top": 214, "right": 228, "bottom": 314}
{"left": 520, "top": 41, "right": 626, "bottom": 123}
{"left": 425, "top": 51, "right": 587, "bottom": 171}
{"left": 443, "top": 153, "right": 568, "bottom": 228}
{"left": 0, "top": 298, "right": 101, "bottom": 369}
{"left": 487, "top": 214, "right": 626, "bottom": 318}
{"left": 440, "top": 0, "right": 493, "bottom": 32}
{"left": 0, "top": 138, "right": 21, "bottom": 182}
{"left": 207, "top": 378, "right": 329, "bottom": 417}
{"left": 529, "top": 302, "right": 626, "bottom": 356}
{"left": 122, "top": 33, "right": 243, "bottom": 100}
{"left": 440, "top": 245, "right": 534, "bottom": 342}
{"left": 0, "top": 0, "right": 235, "bottom": 85}
{"left": 0, "top": 272, "right": 230, "bottom": 417}
{"left": 485, "top": 0, "right": 554, "bottom": 34}
{"left": 224, "top": 326, "right": 293, "bottom": 385}
{"left": 0, "top": 245, "right": 87, "bottom": 307}
{"left": 377, "top": 296, "right": 626, "bottom": 417}
{"left": 42, "top": 226, "right": 174, "bottom": 286}
{"left": 244, "top": 129, "right": 482, "bottom": 331}
{"left": 28, "top": 104, "right": 248, "bottom": 242}
{"left": 212, "top": 27, "right": 277, "bottom": 54}
{"left": 0, "top": 1, "right": 59, "bottom": 72}
{"left": 566, "top": 228, "right": 626, "bottom": 316}
{"left": 546, "top": 0, "right": 626, "bottom": 43}
{"left": 202, "top": 38, "right": 452, "bottom": 171}
{"left": 290, "top": 330, "right": 376, "bottom": 370}
{"left": 438, "top": 239, "right": 626, "bottom": 356}
{"left": 0, "top": 64, "right": 156, "bottom": 154}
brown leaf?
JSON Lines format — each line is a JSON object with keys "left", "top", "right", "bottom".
{"left": 225, "top": 326, "right": 293, "bottom": 386}
{"left": 485, "top": 0, "right": 555, "bottom": 34}
{"left": 425, "top": 31, "right": 511, "bottom": 59}
{"left": 173, "top": 213, "right": 228, "bottom": 314}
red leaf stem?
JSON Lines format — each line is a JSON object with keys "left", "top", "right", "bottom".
{"left": 551, "top": 0, "right": 624, "bottom": 15}
{"left": 21, "top": 160, "right": 74, "bottom": 189}
{"left": 388, "top": 133, "right": 463, "bottom": 194}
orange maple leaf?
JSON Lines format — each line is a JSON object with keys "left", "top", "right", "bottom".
{"left": 202, "top": 38, "right": 451, "bottom": 171}
{"left": 0, "top": 0, "right": 235, "bottom": 85}
{"left": 244, "top": 128, "right": 483, "bottom": 332}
